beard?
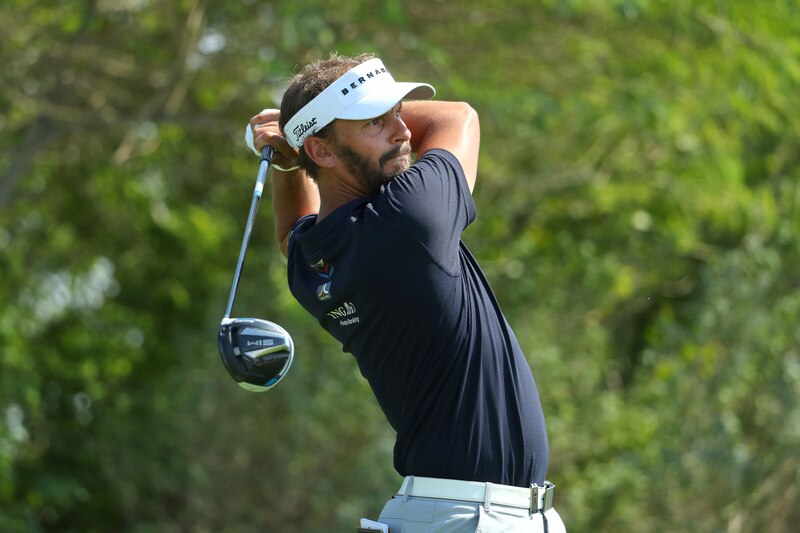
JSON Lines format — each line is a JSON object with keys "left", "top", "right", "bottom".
{"left": 332, "top": 141, "right": 411, "bottom": 194}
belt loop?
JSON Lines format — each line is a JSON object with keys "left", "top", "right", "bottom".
{"left": 483, "top": 482, "right": 493, "bottom": 512}
{"left": 403, "top": 476, "right": 414, "bottom": 503}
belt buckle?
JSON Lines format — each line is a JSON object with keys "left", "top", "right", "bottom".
{"left": 529, "top": 482, "right": 555, "bottom": 514}
{"left": 544, "top": 481, "right": 555, "bottom": 511}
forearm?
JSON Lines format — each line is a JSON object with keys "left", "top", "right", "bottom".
{"left": 246, "top": 109, "right": 319, "bottom": 258}
{"left": 271, "top": 168, "right": 320, "bottom": 258}
{"left": 401, "top": 100, "right": 480, "bottom": 190}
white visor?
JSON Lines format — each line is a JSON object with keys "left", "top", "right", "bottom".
{"left": 283, "top": 58, "right": 435, "bottom": 148}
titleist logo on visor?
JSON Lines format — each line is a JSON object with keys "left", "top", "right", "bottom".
{"left": 292, "top": 117, "right": 317, "bottom": 142}
{"left": 340, "top": 67, "right": 389, "bottom": 96}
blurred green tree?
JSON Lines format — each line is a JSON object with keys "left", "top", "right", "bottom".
{"left": 1, "top": 0, "right": 798, "bottom": 531}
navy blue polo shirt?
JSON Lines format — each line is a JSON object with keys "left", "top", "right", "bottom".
{"left": 287, "top": 149, "right": 548, "bottom": 487}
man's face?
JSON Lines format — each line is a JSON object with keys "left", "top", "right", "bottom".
{"left": 328, "top": 103, "right": 412, "bottom": 193}
{"left": 331, "top": 141, "right": 410, "bottom": 192}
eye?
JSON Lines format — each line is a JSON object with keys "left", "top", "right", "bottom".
{"left": 367, "top": 117, "right": 384, "bottom": 128}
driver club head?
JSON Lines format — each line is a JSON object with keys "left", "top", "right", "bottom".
{"left": 218, "top": 317, "right": 295, "bottom": 392}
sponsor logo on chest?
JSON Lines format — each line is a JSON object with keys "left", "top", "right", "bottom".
{"left": 326, "top": 301, "right": 359, "bottom": 326}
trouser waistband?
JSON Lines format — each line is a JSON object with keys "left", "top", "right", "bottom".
{"left": 396, "top": 476, "right": 555, "bottom": 513}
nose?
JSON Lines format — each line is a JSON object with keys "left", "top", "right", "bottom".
{"left": 391, "top": 114, "right": 412, "bottom": 143}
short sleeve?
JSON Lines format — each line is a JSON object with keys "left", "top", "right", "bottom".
{"left": 377, "top": 149, "right": 476, "bottom": 271}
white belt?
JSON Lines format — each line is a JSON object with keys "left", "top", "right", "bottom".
{"left": 397, "top": 476, "right": 555, "bottom": 513}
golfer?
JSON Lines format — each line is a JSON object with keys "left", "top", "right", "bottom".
{"left": 248, "top": 53, "right": 566, "bottom": 533}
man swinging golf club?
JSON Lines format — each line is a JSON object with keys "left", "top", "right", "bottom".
{"left": 246, "top": 53, "right": 566, "bottom": 532}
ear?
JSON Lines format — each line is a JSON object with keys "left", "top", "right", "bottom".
{"left": 303, "top": 136, "right": 338, "bottom": 169}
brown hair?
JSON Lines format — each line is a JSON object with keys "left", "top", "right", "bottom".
{"left": 280, "top": 52, "right": 375, "bottom": 180}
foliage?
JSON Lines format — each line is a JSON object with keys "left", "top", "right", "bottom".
{"left": 1, "top": 0, "right": 798, "bottom": 531}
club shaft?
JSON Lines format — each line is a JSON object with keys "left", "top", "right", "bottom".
{"left": 224, "top": 146, "right": 276, "bottom": 318}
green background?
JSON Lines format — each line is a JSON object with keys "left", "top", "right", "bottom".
{"left": 2, "top": 0, "right": 799, "bottom": 531}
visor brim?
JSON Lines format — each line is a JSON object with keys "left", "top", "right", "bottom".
{"left": 336, "top": 82, "right": 435, "bottom": 120}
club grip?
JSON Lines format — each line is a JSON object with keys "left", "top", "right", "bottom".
{"left": 254, "top": 146, "right": 276, "bottom": 196}
{"left": 260, "top": 145, "right": 275, "bottom": 164}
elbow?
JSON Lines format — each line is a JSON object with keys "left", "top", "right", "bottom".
{"left": 455, "top": 103, "right": 480, "bottom": 189}
{"left": 277, "top": 233, "right": 289, "bottom": 259}
{"left": 455, "top": 102, "right": 479, "bottom": 128}
{"left": 454, "top": 102, "right": 480, "bottom": 145}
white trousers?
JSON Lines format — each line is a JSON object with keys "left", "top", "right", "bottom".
{"left": 376, "top": 495, "right": 567, "bottom": 533}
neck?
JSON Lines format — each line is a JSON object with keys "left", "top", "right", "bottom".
{"left": 315, "top": 169, "right": 375, "bottom": 221}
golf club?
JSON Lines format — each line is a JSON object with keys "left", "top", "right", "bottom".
{"left": 218, "top": 145, "right": 295, "bottom": 392}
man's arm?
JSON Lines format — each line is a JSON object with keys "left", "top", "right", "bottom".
{"left": 249, "top": 109, "right": 320, "bottom": 258}
{"left": 401, "top": 101, "right": 480, "bottom": 192}
{"left": 271, "top": 167, "right": 319, "bottom": 257}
